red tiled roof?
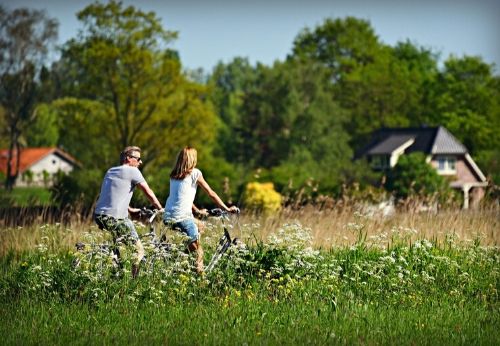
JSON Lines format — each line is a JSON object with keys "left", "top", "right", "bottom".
{"left": 0, "top": 147, "right": 80, "bottom": 177}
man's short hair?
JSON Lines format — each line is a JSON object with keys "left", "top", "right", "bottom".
{"left": 120, "top": 146, "right": 141, "bottom": 164}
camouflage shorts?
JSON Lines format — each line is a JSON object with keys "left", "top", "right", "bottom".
{"left": 94, "top": 214, "right": 144, "bottom": 265}
{"left": 94, "top": 214, "right": 139, "bottom": 243}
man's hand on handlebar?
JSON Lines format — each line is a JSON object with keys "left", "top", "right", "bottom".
{"left": 129, "top": 207, "right": 142, "bottom": 215}
{"left": 228, "top": 206, "right": 240, "bottom": 214}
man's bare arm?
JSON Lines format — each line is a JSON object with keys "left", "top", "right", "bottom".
{"left": 137, "top": 181, "right": 163, "bottom": 210}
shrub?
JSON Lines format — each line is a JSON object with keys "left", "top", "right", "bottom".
{"left": 386, "top": 153, "right": 454, "bottom": 202}
{"left": 50, "top": 168, "right": 102, "bottom": 209}
{"left": 242, "top": 182, "right": 282, "bottom": 213}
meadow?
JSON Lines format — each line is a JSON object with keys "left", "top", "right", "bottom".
{"left": 1, "top": 206, "right": 499, "bottom": 345}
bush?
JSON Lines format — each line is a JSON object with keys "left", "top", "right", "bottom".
{"left": 386, "top": 153, "right": 454, "bottom": 203}
{"left": 242, "top": 182, "right": 282, "bottom": 213}
{"left": 50, "top": 168, "right": 103, "bottom": 209}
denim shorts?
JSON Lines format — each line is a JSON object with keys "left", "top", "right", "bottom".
{"left": 165, "top": 218, "right": 199, "bottom": 243}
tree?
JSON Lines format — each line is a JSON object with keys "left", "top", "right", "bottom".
{"left": 290, "top": 18, "right": 441, "bottom": 150}
{"left": 209, "top": 57, "right": 257, "bottom": 164}
{"left": 429, "top": 56, "right": 500, "bottom": 183}
{"left": 0, "top": 6, "right": 57, "bottom": 189}
{"left": 391, "top": 40, "right": 439, "bottom": 126}
{"left": 386, "top": 153, "right": 452, "bottom": 202}
{"left": 269, "top": 59, "right": 352, "bottom": 193}
{"left": 55, "top": 1, "right": 217, "bottom": 173}
{"left": 25, "top": 103, "right": 59, "bottom": 147}
{"left": 432, "top": 56, "right": 500, "bottom": 152}
{"left": 291, "top": 17, "right": 380, "bottom": 83}
{"left": 210, "top": 57, "right": 353, "bottom": 195}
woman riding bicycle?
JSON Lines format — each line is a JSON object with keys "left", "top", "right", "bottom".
{"left": 163, "top": 147, "right": 239, "bottom": 274}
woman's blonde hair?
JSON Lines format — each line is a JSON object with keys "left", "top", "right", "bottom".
{"left": 170, "top": 147, "right": 198, "bottom": 179}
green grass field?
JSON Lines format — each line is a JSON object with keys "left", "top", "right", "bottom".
{"left": 0, "top": 187, "right": 53, "bottom": 207}
{"left": 1, "top": 295, "right": 497, "bottom": 345}
{"left": 0, "top": 213, "right": 498, "bottom": 345}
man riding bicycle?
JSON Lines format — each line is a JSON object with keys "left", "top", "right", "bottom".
{"left": 94, "top": 146, "right": 163, "bottom": 278}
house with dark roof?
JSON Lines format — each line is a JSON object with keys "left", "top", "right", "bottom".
{"left": 355, "top": 126, "right": 488, "bottom": 209}
{"left": 0, "top": 147, "right": 80, "bottom": 187}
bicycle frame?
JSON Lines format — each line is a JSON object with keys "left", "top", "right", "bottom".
{"left": 205, "top": 208, "right": 240, "bottom": 273}
{"left": 73, "top": 208, "right": 167, "bottom": 274}
{"left": 73, "top": 207, "right": 241, "bottom": 276}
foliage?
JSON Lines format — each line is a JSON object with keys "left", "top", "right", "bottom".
{"left": 290, "top": 18, "right": 445, "bottom": 150}
{"left": 50, "top": 168, "right": 104, "bottom": 209}
{"left": 385, "top": 153, "right": 453, "bottom": 202}
{"left": 25, "top": 103, "right": 59, "bottom": 147}
{"left": 55, "top": 1, "right": 218, "bottom": 173}
{"left": 432, "top": 57, "right": 499, "bottom": 152}
{"left": 430, "top": 56, "right": 500, "bottom": 183}
{"left": 209, "top": 57, "right": 257, "bottom": 164}
{"left": 2, "top": 6, "right": 498, "bottom": 205}
{"left": 242, "top": 182, "right": 282, "bottom": 213}
{"left": 47, "top": 98, "right": 117, "bottom": 170}
{"left": 33, "top": 1, "right": 223, "bottom": 209}
{"left": 291, "top": 16, "right": 381, "bottom": 83}
{"left": 0, "top": 187, "right": 52, "bottom": 207}
{"left": 209, "top": 58, "right": 354, "bottom": 195}
{"left": 476, "top": 149, "right": 500, "bottom": 185}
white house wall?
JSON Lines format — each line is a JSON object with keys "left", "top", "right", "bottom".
{"left": 17, "top": 153, "right": 75, "bottom": 187}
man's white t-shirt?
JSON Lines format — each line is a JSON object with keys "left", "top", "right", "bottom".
{"left": 164, "top": 168, "right": 202, "bottom": 223}
{"left": 94, "top": 165, "right": 145, "bottom": 219}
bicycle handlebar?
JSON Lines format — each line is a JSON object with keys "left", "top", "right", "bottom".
{"left": 139, "top": 207, "right": 162, "bottom": 223}
{"left": 139, "top": 207, "right": 238, "bottom": 222}
{"left": 208, "top": 208, "right": 240, "bottom": 217}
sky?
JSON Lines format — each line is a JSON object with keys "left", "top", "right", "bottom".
{"left": 2, "top": 0, "right": 499, "bottom": 73}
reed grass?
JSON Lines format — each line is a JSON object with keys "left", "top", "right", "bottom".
{"left": 2, "top": 205, "right": 498, "bottom": 258}
{"left": 240, "top": 206, "right": 500, "bottom": 247}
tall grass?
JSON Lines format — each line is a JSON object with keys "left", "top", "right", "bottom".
{"left": 1, "top": 207, "right": 498, "bottom": 258}
{"left": 0, "top": 206, "right": 499, "bottom": 345}
{"left": 238, "top": 206, "right": 500, "bottom": 248}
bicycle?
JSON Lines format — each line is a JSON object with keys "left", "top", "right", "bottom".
{"left": 72, "top": 208, "right": 171, "bottom": 277}
{"left": 72, "top": 207, "right": 243, "bottom": 277}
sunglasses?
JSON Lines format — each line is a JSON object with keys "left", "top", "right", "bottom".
{"left": 129, "top": 155, "right": 142, "bottom": 162}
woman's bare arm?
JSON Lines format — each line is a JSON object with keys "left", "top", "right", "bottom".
{"left": 197, "top": 175, "right": 238, "bottom": 212}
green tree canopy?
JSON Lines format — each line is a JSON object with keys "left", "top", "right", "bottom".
{"left": 54, "top": 1, "right": 217, "bottom": 174}
{"left": 209, "top": 57, "right": 354, "bottom": 194}
{"left": 291, "top": 16, "right": 381, "bottom": 83}
{"left": 289, "top": 18, "right": 445, "bottom": 150}
{"left": 432, "top": 56, "right": 500, "bottom": 153}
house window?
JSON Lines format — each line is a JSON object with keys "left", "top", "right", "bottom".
{"left": 371, "top": 155, "right": 389, "bottom": 170}
{"left": 436, "top": 156, "right": 456, "bottom": 174}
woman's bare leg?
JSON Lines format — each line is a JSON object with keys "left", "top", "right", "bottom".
{"left": 188, "top": 240, "right": 204, "bottom": 273}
